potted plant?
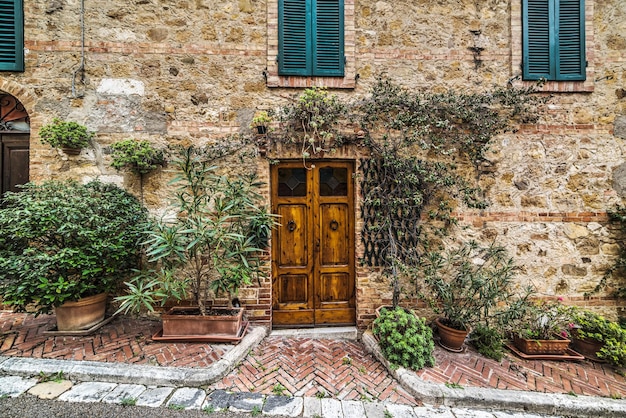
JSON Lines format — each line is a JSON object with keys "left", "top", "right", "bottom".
{"left": 110, "top": 138, "right": 165, "bottom": 175}
{"left": 39, "top": 118, "right": 93, "bottom": 155}
{"left": 419, "top": 241, "right": 524, "bottom": 351}
{"left": 373, "top": 306, "right": 435, "bottom": 370}
{"left": 507, "top": 299, "right": 573, "bottom": 355}
{"left": 250, "top": 111, "right": 272, "bottom": 135}
{"left": 0, "top": 180, "right": 147, "bottom": 331}
{"left": 569, "top": 308, "right": 626, "bottom": 366}
{"left": 115, "top": 145, "right": 276, "bottom": 341}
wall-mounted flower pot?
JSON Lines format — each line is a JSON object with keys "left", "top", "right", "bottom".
{"left": 54, "top": 293, "right": 107, "bottom": 331}
{"left": 61, "top": 147, "right": 82, "bottom": 155}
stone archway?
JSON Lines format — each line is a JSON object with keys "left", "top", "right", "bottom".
{"left": 0, "top": 92, "right": 30, "bottom": 195}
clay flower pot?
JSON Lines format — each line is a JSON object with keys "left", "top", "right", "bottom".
{"left": 435, "top": 317, "right": 470, "bottom": 352}
{"left": 512, "top": 334, "right": 571, "bottom": 355}
{"left": 54, "top": 293, "right": 107, "bottom": 331}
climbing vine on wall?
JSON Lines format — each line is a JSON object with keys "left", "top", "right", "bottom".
{"left": 271, "top": 76, "right": 547, "bottom": 305}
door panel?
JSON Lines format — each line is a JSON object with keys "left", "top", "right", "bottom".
{"left": 1, "top": 134, "right": 29, "bottom": 196}
{"left": 277, "top": 204, "right": 308, "bottom": 267}
{"left": 319, "top": 203, "right": 349, "bottom": 266}
{"left": 272, "top": 161, "right": 355, "bottom": 327}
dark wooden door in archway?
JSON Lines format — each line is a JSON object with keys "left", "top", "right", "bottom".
{"left": 271, "top": 161, "right": 356, "bottom": 327}
{"left": 1, "top": 133, "right": 29, "bottom": 195}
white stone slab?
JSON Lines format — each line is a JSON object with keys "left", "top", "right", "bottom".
{"left": 97, "top": 78, "right": 145, "bottom": 96}
{"left": 342, "top": 400, "right": 367, "bottom": 418}
{"left": 385, "top": 403, "right": 418, "bottom": 418}
{"left": 102, "top": 383, "right": 147, "bottom": 404}
{"left": 58, "top": 381, "right": 117, "bottom": 403}
{"left": 321, "top": 398, "right": 343, "bottom": 418}
{"left": 303, "top": 397, "right": 322, "bottom": 417}
{"left": 0, "top": 376, "right": 38, "bottom": 398}
{"left": 135, "top": 386, "right": 174, "bottom": 407}
{"left": 363, "top": 401, "right": 387, "bottom": 418}
{"left": 166, "top": 387, "right": 206, "bottom": 410}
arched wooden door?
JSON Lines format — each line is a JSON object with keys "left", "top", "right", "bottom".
{"left": 271, "top": 161, "right": 356, "bottom": 327}
{"left": 0, "top": 93, "right": 30, "bottom": 197}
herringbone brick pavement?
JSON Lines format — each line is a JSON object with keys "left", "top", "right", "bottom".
{"left": 414, "top": 343, "right": 626, "bottom": 398}
{"left": 2, "top": 311, "right": 625, "bottom": 401}
{"left": 0, "top": 311, "right": 229, "bottom": 368}
{"left": 214, "top": 336, "right": 421, "bottom": 405}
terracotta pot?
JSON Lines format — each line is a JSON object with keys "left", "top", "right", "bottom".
{"left": 571, "top": 330, "right": 605, "bottom": 361}
{"left": 54, "top": 293, "right": 107, "bottom": 331}
{"left": 513, "top": 334, "right": 571, "bottom": 355}
{"left": 161, "top": 306, "right": 244, "bottom": 337}
{"left": 435, "top": 317, "right": 470, "bottom": 351}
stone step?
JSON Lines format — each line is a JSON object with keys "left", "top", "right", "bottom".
{"left": 270, "top": 326, "right": 358, "bottom": 340}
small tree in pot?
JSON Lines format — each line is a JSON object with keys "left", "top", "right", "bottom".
{"left": 116, "top": 145, "right": 276, "bottom": 339}
{"left": 39, "top": 118, "right": 93, "bottom": 154}
{"left": 0, "top": 180, "right": 147, "bottom": 330}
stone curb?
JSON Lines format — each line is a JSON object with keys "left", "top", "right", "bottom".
{"left": 362, "top": 331, "right": 626, "bottom": 418}
{"left": 0, "top": 326, "right": 267, "bottom": 388}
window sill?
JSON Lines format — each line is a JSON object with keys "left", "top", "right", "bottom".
{"left": 267, "top": 74, "right": 356, "bottom": 89}
{"left": 517, "top": 80, "right": 594, "bottom": 93}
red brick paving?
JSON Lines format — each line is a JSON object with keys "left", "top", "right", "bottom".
{"left": 0, "top": 311, "right": 229, "bottom": 368}
{"left": 1, "top": 311, "right": 625, "bottom": 401}
{"left": 214, "top": 336, "right": 420, "bottom": 405}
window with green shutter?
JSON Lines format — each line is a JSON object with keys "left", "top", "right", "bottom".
{"left": 279, "top": 0, "right": 344, "bottom": 77}
{"left": 522, "top": 0, "right": 585, "bottom": 81}
{"left": 0, "top": 0, "right": 24, "bottom": 72}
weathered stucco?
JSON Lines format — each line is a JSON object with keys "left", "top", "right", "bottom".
{"left": 1, "top": 0, "right": 625, "bottom": 327}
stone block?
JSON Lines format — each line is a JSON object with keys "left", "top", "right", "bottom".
{"left": 0, "top": 376, "right": 38, "bottom": 398}
{"left": 28, "top": 380, "right": 73, "bottom": 399}
{"left": 166, "top": 387, "right": 207, "bottom": 410}
{"left": 101, "top": 383, "right": 147, "bottom": 404}
{"left": 135, "top": 386, "right": 174, "bottom": 407}
{"left": 58, "top": 382, "right": 117, "bottom": 403}
{"left": 263, "top": 395, "right": 304, "bottom": 417}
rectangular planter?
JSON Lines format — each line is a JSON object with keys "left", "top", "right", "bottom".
{"left": 513, "top": 334, "right": 571, "bottom": 355}
{"left": 161, "top": 306, "right": 244, "bottom": 337}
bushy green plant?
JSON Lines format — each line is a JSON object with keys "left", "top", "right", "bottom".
{"left": 373, "top": 306, "right": 435, "bottom": 370}
{"left": 570, "top": 308, "right": 626, "bottom": 368}
{"left": 115, "top": 146, "right": 277, "bottom": 315}
{"left": 0, "top": 180, "right": 147, "bottom": 314}
{"left": 278, "top": 87, "right": 347, "bottom": 160}
{"left": 110, "top": 138, "right": 165, "bottom": 175}
{"left": 419, "top": 241, "right": 530, "bottom": 331}
{"left": 510, "top": 299, "right": 573, "bottom": 340}
{"left": 471, "top": 324, "right": 506, "bottom": 361}
{"left": 39, "top": 118, "right": 93, "bottom": 149}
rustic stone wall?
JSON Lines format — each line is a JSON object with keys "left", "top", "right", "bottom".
{"left": 1, "top": 0, "right": 625, "bottom": 327}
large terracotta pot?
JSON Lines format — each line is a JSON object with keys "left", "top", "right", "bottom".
{"left": 512, "top": 334, "right": 571, "bottom": 355}
{"left": 54, "top": 293, "right": 107, "bottom": 331}
{"left": 161, "top": 306, "right": 244, "bottom": 337}
{"left": 435, "top": 317, "right": 470, "bottom": 351}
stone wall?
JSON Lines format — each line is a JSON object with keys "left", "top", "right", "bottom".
{"left": 1, "top": 0, "right": 625, "bottom": 327}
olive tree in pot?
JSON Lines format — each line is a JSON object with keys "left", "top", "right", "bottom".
{"left": 115, "top": 145, "right": 276, "bottom": 341}
{"left": 419, "top": 241, "right": 529, "bottom": 352}
{"left": 0, "top": 180, "right": 147, "bottom": 331}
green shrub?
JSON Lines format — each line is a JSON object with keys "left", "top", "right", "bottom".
{"left": 110, "top": 138, "right": 165, "bottom": 175}
{"left": 571, "top": 309, "right": 626, "bottom": 368}
{"left": 471, "top": 324, "right": 506, "bottom": 361}
{"left": 0, "top": 180, "right": 147, "bottom": 314}
{"left": 39, "top": 118, "right": 93, "bottom": 149}
{"left": 373, "top": 306, "right": 435, "bottom": 370}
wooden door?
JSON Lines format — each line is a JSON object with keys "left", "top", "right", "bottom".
{"left": 271, "top": 161, "right": 356, "bottom": 327}
{"left": 1, "top": 134, "right": 29, "bottom": 196}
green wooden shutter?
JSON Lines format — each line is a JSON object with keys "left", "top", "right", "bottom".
{"left": 523, "top": 0, "right": 585, "bottom": 81}
{"left": 556, "top": 0, "right": 585, "bottom": 80}
{"left": 0, "top": 0, "right": 24, "bottom": 72}
{"left": 523, "top": 0, "right": 552, "bottom": 80}
{"left": 313, "top": 0, "right": 344, "bottom": 76}
{"left": 279, "top": 0, "right": 311, "bottom": 76}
